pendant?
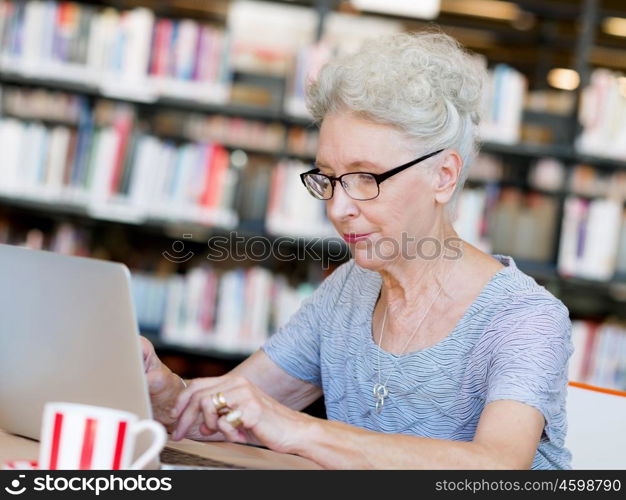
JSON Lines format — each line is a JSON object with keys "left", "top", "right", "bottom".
{"left": 373, "top": 383, "right": 388, "bottom": 414}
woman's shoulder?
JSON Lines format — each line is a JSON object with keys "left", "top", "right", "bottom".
{"left": 491, "top": 254, "right": 568, "bottom": 309}
{"left": 481, "top": 254, "right": 571, "bottom": 342}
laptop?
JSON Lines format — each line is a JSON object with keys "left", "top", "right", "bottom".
{"left": 0, "top": 243, "right": 243, "bottom": 470}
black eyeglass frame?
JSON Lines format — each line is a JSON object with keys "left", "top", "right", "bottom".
{"left": 299, "top": 148, "right": 445, "bottom": 201}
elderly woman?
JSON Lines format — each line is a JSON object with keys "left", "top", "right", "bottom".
{"left": 142, "top": 31, "right": 572, "bottom": 469}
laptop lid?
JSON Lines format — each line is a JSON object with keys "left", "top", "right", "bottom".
{"left": 0, "top": 244, "right": 158, "bottom": 466}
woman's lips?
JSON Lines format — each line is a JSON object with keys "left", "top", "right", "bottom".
{"left": 343, "top": 233, "right": 373, "bottom": 243}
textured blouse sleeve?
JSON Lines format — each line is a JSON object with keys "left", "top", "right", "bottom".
{"left": 484, "top": 295, "right": 573, "bottom": 444}
{"left": 261, "top": 260, "right": 355, "bottom": 387}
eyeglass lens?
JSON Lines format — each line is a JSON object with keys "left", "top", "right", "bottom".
{"left": 304, "top": 172, "right": 379, "bottom": 201}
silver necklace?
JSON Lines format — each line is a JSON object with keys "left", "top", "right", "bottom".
{"left": 373, "top": 244, "right": 461, "bottom": 414}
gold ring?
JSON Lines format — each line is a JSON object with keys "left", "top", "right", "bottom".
{"left": 224, "top": 409, "right": 243, "bottom": 428}
{"left": 211, "top": 392, "right": 230, "bottom": 416}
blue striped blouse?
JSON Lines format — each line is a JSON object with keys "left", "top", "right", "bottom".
{"left": 262, "top": 255, "right": 573, "bottom": 469}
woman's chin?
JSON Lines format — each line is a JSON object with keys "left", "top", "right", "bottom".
{"left": 352, "top": 249, "right": 394, "bottom": 271}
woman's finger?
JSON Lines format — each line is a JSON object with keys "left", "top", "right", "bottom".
{"left": 171, "top": 378, "right": 256, "bottom": 441}
{"left": 171, "top": 376, "right": 224, "bottom": 419}
{"left": 217, "top": 412, "right": 247, "bottom": 443}
{"left": 199, "top": 423, "right": 213, "bottom": 435}
{"left": 172, "top": 381, "right": 242, "bottom": 440}
{"left": 199, "top": 395, "right": 221, "bottom": 434}
{"left": 172, "top": 388, "right": 214, "bottom": 440}
{"left": 139, "top": 336, "right": 155, "bottom": 368}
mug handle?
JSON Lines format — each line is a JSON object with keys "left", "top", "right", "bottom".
{"left": 128, "top": 420, "right": 167, "bottom": 470}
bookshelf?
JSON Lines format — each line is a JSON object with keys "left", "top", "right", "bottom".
{"left": 0, "top": 0, "right": 625, "bottom": 390}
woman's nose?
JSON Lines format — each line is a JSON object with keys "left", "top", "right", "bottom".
{"left": 327, "top": 181, "right": 359, "bottom": 221}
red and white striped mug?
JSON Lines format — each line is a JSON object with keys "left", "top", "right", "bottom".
{"left": 38, "top": 402, "right": 167, "bottom": 470}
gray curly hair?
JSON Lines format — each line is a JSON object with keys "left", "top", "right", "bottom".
{"left": 306, "top": 30, "right": 486, "bottom": 218}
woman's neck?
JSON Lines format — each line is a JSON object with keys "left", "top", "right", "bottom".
{"left": 376, "top": 223, "right": 462, "bottom": 313}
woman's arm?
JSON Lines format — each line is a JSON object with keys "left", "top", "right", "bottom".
{"left": 172, "top": 369, "right": 544, "bottom": 468}
{"left": 229, "top": 349, "right": 323, "bottom": 411}
{"left": 293, "top": 400, "right": 544, "bottom": 469}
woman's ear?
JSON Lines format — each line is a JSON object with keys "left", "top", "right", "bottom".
{"left": 433, "top": 150, "right": 463, "bottom": 205}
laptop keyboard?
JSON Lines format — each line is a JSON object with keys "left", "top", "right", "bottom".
{"left": 160, "top": 446, "right": 245, "bottom": 469}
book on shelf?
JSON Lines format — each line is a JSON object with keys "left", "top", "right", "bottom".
{"left": 479, "top": 64, "right": 526, "bottom": 145}
{"left": 524, "top": 89, "right": 575, "bottom": 116}
{"left": 0, "top": 99, "right": 238, "bottom": 228}
{"left": 0, "top": 219, "right": 90, "bottom": 256}
{"left": 617, "top": 212, "right": 626, "bottom": 276}
{"left": 557, "top": 197, "right": 624, "bottom": 281}
{"left": 453, "top": 187, "right": 493, "bottom": 253}
{"left": 577, "top": 68, "right": 626, "bottom": 161}
{"left": 211, "top": 268, "right": 245, "bottom": 350}
{"left": 147, "top": 17, "right": 232, "bottom": 103}
{"left": 517, "top": 193, "right": 558, "bottom": 261}
{"left": 466, "top": 153, "right": 503, "bottom": 183}
{"left": 0, "top": 0, "right": 233, "bottom": 104}
{"left": 569, "top": 319, "right": 626, "bottom": 392}
{"left": 50, "top": 222, "right": 90, "bottom": 256}
{"left": 453, "top": 185, "right": 558, "bottom": 263}
{"left": 284, "top": 42, "right": 333, "bottom": 119}
{"left": 286, "top": 126, "right": 318, "bottom": 159}
{"left": 567, "top": 164, "right": 626, "bottom": 200}
{"left": 1, "top": 85, "right": 86, "bottom": 124}
{"left": 322, "top": 10, "right": 403, "bottom": 55}
{"left": 132, "top": 272, "right": 170, "bottom": 333}
{"left": 214, "top": 267, "right": 273, "bottom": 352}
{"left": 265, "top": 158, "right": 337, "bottom": 239}
{"left": 528, "top": 158, "right": 566, "bottom": 193}
{"left": 227, "top": 0, "right": 317, "bottom": 77}
{"left": 236, "top": 159, "right": 272, "bottom": 225}
{"left": 135, "top": 264, "right": 316, "bottom": 354}
{"left": 284, "top": 11, "right": 402, "bottom": 119}
{"left": 164, "top": 111, "right": 286, "bottom": 153}
{"left": 0, "top": 216, "right": 9, "bottom": 244}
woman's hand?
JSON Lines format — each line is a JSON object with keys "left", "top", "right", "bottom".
{"left": 170, "top": 374, "right": 312, "bottom": 454}
{"left": 141, "top": 336, "right": 232, "bottom": 442}
{"left": 140, "top": 336, "right": 185, "bottom": 430}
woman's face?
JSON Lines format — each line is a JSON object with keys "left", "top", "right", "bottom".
{"left": 316, "top": 111, "right": 455, "bottom": 271}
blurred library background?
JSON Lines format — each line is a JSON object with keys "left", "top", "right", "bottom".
{"left": 0, "top": 0, "right": 625, "bottom": 394}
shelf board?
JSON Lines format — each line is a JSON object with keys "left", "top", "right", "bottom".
{"left": 0, "top": 70, "right": 96, "bottom": 97}
{"left": 0, "top": 193, "right": 238, "bottom": 234}
{"left": 157, "top": 95, "right": 284, "bottom": 122}
{"left": 516, "top": 258, "right": 626, "bottom": 296}
{"left": 153, "top": 130, "right": 284, "bottom": 157}
{"left": 575, "top": 153, "right": 626, "bottom": 170}
{"left": 514, "top": 258, "right": 559, "bottom": 281}
{"left": 142, "top": 333, "right": 250, "bottom": 363}
{"left": 465, "top": 178, "right": 567, "bottom": 199}
{"left": 0, "top": 70, "right": 314, "bottom": 127}
{"left": 482, "top": 141, "right": 626, "bottom": 170}
{"left": 481, "top": 141, "right": 574, "bottom": 161}
{"left": 285, "top": 151, "right": 316, "bottom": 163}
{"left": 0, "top": 111, "right": 80, "bottom": 128}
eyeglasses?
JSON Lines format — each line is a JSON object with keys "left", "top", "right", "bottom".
{"left": 299, "top": 149, "right": 444, "bottom": 201}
